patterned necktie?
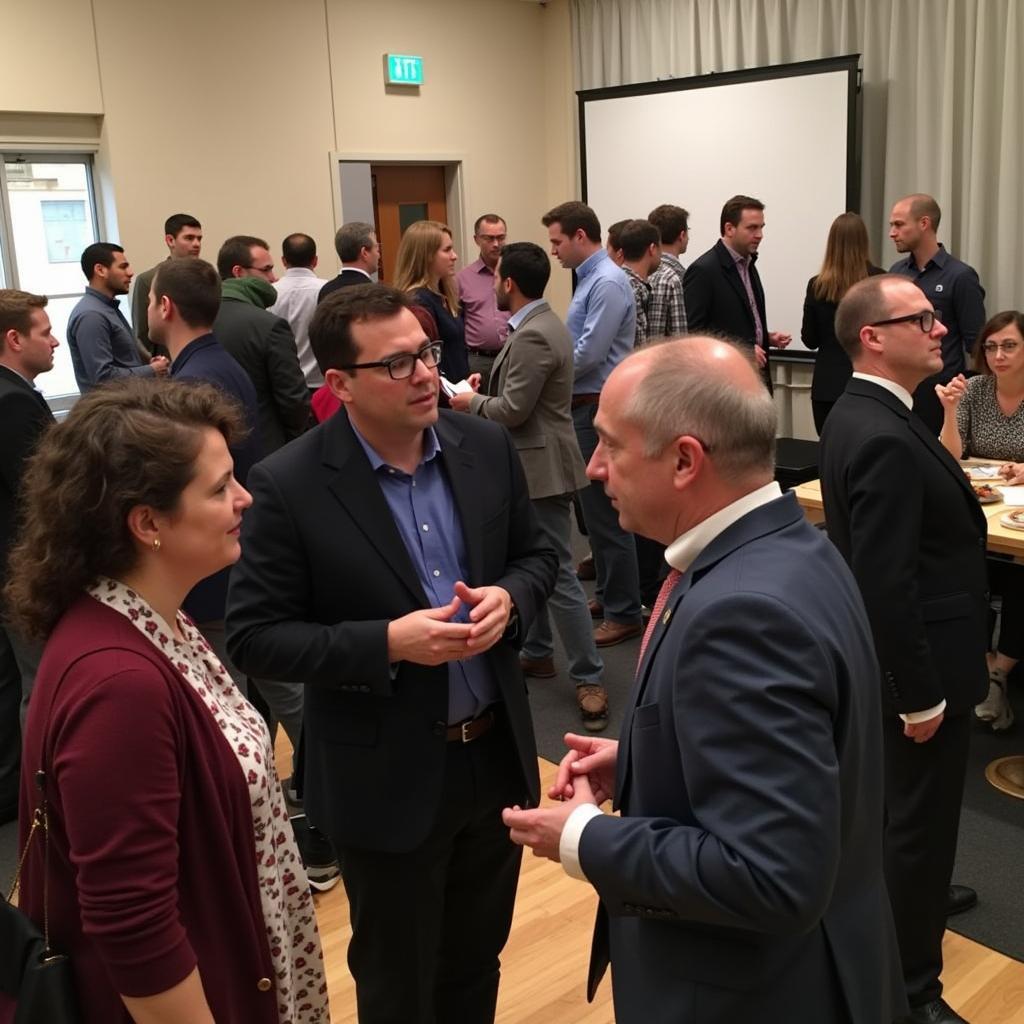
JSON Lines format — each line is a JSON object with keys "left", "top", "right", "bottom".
{"left": 637, "top": 567, "right": 682, "bottom": 668}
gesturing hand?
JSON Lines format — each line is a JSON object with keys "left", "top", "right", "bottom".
{"left": 549, "top": 732, "right": 618, "bottom": 806}
{"left": 503, "top": 773, "right": 599, "bottom": 862}
{"left": 454, "top": 581, "right": 512, "bottom": 655}
{"left": 386, "top": 596, "right": 473, "bottom": 666}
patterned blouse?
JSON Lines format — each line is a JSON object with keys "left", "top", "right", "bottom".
{"left": 88, "top": 578, "right": 329, "bottom": 1024}
{"left": 956, "top": 373, "right": 1024, "bottom": 462}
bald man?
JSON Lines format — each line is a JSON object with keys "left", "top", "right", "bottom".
{"left": 505, "top": 338, "right": 905, "bottom": 1024}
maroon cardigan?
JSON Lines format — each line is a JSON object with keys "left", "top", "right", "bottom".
{"left": 0, "top": 596, "right": 279, "bottom": 1024}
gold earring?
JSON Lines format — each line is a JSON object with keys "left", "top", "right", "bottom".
{"left": 153, "top": 537, "right": 161, "bottom": 552}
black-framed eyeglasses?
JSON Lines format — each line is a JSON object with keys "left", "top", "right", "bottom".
{"left": 868, "top": 309, "right": 942, "bottom": 333}
{"left": 339, "top": 341, "right": 443, "bottom": 380}
{"left": 983, "top": 340, "right": 1021, "bottom": 355}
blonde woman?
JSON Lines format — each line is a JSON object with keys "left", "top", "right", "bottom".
{"left": 801, "top": 212, "right": 883, "bottom": 433}
{"left": 393, "top": 220, "right": 469, "bottom": 382}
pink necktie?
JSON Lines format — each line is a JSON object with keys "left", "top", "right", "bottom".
{"left": 637, "top": 568, "right": 682, "bottom": 668}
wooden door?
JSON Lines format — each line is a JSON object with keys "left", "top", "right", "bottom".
{"left": 371, "top": 164, "right": 448, "bottom": 284}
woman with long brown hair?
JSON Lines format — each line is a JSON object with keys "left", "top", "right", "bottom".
{"left": 801, "top": 212, "right": 883, "bottom": 433}
{"left": 393, "top": 220, "right": 469, "bottom": 383}
{"left": 1, "top": 379, "right": 328, "bottom": 1024}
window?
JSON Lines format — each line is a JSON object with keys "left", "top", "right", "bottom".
{"left": 41, "top": 200, "right": 89, "bottom": 263}
{"left": 0, "top": 156, "right": 101, "bottom": 401}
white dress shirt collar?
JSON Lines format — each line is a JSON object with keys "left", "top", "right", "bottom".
{"left": 851, "top": 372, "right": 913, "bottom": 410}
{"left": 665, "top": 481, "right": 783, "bottom": 574}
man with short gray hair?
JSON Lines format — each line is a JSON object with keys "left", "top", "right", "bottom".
{"left": 820, "top": 272, "right": 988, "bottom": 1024}
{"left": 319, "top": 221, "right": 381, "bottom": 304}
{"left": 505, "top": 336, "right": 904, "bottom": 1024}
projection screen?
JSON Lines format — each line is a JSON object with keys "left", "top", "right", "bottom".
{"left": 579, "top": 56, "right": 861, "bottom": 353}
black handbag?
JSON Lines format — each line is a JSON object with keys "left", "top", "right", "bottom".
{"left": 1, "top": 768, "right": 80, "bottom": 1023}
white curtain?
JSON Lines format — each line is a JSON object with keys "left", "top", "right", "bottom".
{"left": 571, "top": 0, "right": 1024, "bottom": 316}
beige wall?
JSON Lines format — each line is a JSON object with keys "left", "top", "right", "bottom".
{"left": 3, "top": 0, "right": 577, "bottom": 309}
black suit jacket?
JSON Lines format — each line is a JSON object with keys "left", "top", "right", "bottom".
{"left": 0, "top": 366, "right": 55, "bottom": 581}
{"left": 225, "top": 409, "right": 555, "bottom": 852}
{"left": 819, "top": 378, "right": 989, "bottom": 714}
{"left": 212, "top": 299, "right": 310, "bottom": 454}
{"left": 684, "top": 240, "right": 770, "bottom": 385}
{"left": 801, "top": 267, "right": 885, "bottom": 402}
{"left": 318, "top": 268, "right": 374, "bottom": 304}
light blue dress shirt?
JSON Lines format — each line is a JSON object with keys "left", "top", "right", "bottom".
{"left": 566, "top": 249, "right": 636, "bottom": 394}
{"left": 350, "top": 421, "right": 499, "bottom": 723}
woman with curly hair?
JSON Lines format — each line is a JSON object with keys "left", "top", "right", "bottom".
{"left": 393, "top": 219, "right": 469, "bottom": 383}
{"left": 1, "top": 378, "right": 328, "bottom": 1024}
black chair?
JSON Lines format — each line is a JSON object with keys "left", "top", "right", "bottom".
{"left": 774, "top": 437, "right": 819, "bottom": 491}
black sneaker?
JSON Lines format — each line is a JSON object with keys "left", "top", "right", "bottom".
{"left": 290, "top": 813, "right": 341, "bottom": 892}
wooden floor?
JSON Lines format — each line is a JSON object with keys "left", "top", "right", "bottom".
{"left": 278, "top": 738, "right": 1024, "bottom": 1023}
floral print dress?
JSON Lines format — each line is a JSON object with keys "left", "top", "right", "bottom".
{"left": 89, "top": 578, "right": 330, "bottom": 1023}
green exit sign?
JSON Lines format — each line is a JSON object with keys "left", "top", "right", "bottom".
{"left": 385, "top": 54, "right": 424, "bottom": 86}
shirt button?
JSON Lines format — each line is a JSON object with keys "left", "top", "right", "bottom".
{"left": 433, "top": 569, "right": 441, "bottom": 577}
{"left": 422, "top": 524, "right": 430, "bottom": 532}
{"left": 257, "top": 977, "right": 272, "bottom": 992}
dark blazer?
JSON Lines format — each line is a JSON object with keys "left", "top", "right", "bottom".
{"left": 580, "top": 494, "right": 904, "bottom": 1024}
{"left": 0, "top": 365, "right": 54, "bottom": 580}
{"left": 819, "top": 378, "right": 989, "bottom": 714}
{"left": 801, "top": 267, "right": 884, "bottom": 402}
{"left": 467, "top": 300, "right": 587, "bottom": 500}
{"left": 411, "top": 286, "right": 470, "bottom": 383}
{"left": 225, "top": 409, "right": 555, "bottom": 852}
{"left": 318, "top": 268, "right": 374, "bottom": 304}
{"left": 213, "top": 298, "right": 310, "bottom": 454}
{"left": 171, "top": 334, "right": 263, "bottom": 623}
{"left": 3, "top": 596, "right": 278, "bottom": 1024}
{"left": 684, "top": 240, "right": 770, "bottom": 385}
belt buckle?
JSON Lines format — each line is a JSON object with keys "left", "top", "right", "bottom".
{"left": 460, "top": 718, "right": 473, "bottom": 743}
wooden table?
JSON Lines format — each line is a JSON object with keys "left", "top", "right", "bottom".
{"left": 794, "top": 465, "right": 1024, "bottom": 800}
{"left": 793, "top": 477, "right": 1024, "bottom": 560}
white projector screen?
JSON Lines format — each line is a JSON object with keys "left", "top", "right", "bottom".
{"left": 580, "top": 56, "right": 860, "bottom": 354}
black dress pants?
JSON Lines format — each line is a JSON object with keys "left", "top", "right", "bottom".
{"left": 337, "top": 714, "right": 526, "bottom": 1024}
{"left": 883, "top": 711, "right": 971, "bottom": 1007}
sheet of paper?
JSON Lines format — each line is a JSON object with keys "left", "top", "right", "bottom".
{"left": 999, "top": 486, "right": 1024, "bottom": 506}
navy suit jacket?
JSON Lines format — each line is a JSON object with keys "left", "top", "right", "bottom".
{"left": 225, "top": 409, "right": 555, "bottom": 852}
{"left": 171, "top": 334, "right": 263, "bottom": 622}
{"left": 579, "top": 493, "right": 905, "bottom": 1024}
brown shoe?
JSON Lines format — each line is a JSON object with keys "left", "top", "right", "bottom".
{"left": 577, "top": 554, "right": 596, "bottom": 581}
{"left": 520, "top": 655, "right": 556, "bottom": 678}
{"left": 588, "top": 598, "right": 604, "bottom": 619}
{"left": 577, "top": 684, "right": 610, "bottom": 731}
{"left": 593, "top": 620, "right": 643, "bottom": 647}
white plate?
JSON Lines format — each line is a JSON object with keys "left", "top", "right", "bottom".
{"left": 999, "top": 512, "right": 1024, "bottom": 531}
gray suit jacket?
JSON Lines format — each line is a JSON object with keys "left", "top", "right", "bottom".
{"left": 467, "top": 301, "right": 586, "bottom": 500}
{"left": 580, "top": 493, "right": 905, "bottom": 1024}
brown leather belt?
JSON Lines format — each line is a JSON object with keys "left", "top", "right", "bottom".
{"left": 446, "top": 709, "right": 495, "bottom": 743}
{"left": 571, "top": 393, "right": 600, "bottom": 409}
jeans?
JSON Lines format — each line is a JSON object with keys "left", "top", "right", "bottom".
{"left": 521, "top": 493, "right": 603, "bottom": 683}
{"left": 572, "top": 402, "right": 641, "bottom": 625}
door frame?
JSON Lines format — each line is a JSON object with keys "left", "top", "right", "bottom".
{"left": 328, "top": 152, "right": 467, "bottom": 262}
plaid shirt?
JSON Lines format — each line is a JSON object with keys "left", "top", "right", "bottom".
{"left": 647, "top": 261, "right": 688, "bottom": 338}
{"left": 623, "top": 266, "right": 652, "bottom": 348}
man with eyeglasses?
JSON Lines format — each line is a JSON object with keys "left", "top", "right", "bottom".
{"left": 457, "top": 214, "right": 512, "bottom": 390}
{"left": 819, "top": 274, "right": 988, "bottom": 1024}
{"left": 226, "top": 283, "right": 556, "bottom": 1024}
{"left": 889, "top": 193, "right": 986, "bottom": 434}
{"left": 213, "top": 235, "right": 310, "bottom": 453}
